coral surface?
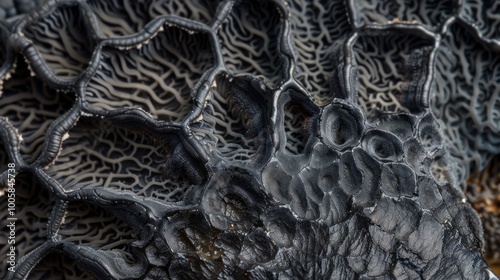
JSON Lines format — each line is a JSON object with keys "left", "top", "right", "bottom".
{"left": 0, "top": 0, "right": 499, "bottom": 279}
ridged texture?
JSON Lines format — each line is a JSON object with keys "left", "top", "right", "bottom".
{"left": 0, "top": 0, "right": 499, "bottom": 279}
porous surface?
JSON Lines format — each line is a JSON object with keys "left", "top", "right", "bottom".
{"left": 0, "top": 0, "right": 499, "bottom": 279}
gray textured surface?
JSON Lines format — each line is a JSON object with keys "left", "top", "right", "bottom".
{"left": 0, "top": 0, "right": 499, "bottom": 279}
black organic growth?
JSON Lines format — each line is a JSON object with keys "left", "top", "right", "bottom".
{"left": 0, "top": 0, "right": 499, "bottom": 279}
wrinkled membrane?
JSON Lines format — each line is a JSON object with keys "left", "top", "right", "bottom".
{"left": 0, "top": 0, "right": 499, "bottom": 279}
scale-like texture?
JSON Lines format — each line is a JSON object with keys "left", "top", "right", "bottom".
{"left": 0, "top": 0, "right": 499, "bottom": 279}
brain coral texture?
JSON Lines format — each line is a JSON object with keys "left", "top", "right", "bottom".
{"left": 0, "top": 0, "right": 500, "bottom": 279}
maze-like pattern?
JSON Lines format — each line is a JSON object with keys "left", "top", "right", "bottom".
{"left": 1, "top": 0, "right": 500, "bottom": 279}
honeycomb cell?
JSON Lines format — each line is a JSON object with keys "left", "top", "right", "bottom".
{"left": 289, "top": 167, "right": 323, "bottom": 220}
{"left": 362, "top": 129, "right": 403, "bottom": 163}
{"left": 0, "top": 173, "right": 53, "bottom": 279}
{"left": 353, "top": 31, "right": 434, "bottom": 115}
{"left": 380, "top": 163, "right": 417, "bottom": 198}
{"left": 21, "top": 4, "right": 96, "bottom": 82}
{"left": 319, "top": 178, "right": 351, "bottom": 226}
{"left": 287, "top": 0, "right": 352, "bottom": 104}
{"left": 86, "top": 28, "right": 214, "bottom": 122}
{"left": 339, "top": 151, "right": 362, "bottom": 195}
{"left": 321, "top": 101, "right": 364, "bottom": 151}
{"left": 219, "top": 0, "right": 284, "bottom": 87}
{"left": 262, "top": 160, "right": 292, "bottom": 204}
{"left": 0, "top": 59, "right": 74, "bottom": 164}
{"left": 432, "top": 22, "right": 500, "bottom": 183}
{"left": 45, "top": 118, "right": 197, "bottom": 201}
{"left": 351, "top": 147, "right": 382, "bottom": 207}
